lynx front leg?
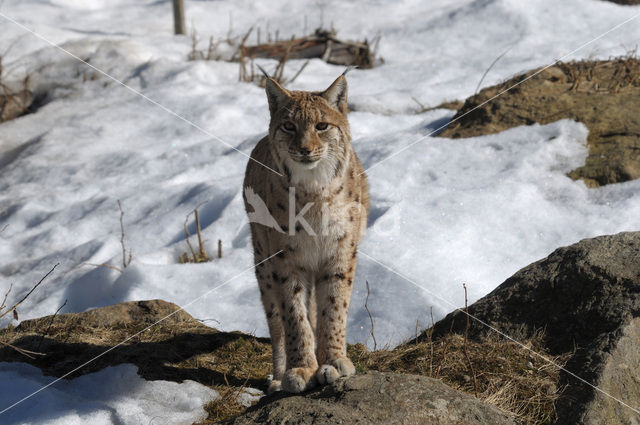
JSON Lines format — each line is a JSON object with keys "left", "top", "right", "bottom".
{"left": 278, "top": 274, "right": 318, "bottom": 393}
{"left": 315, "top": 259, "right": 357, "bottom": 385}
{"left": 256, "top": 263, "right": 285, "bottom": 394}
{"left": 264, "top": 297, "right": 286, "bottom": 393}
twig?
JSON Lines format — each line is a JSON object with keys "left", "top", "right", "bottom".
{"left": 428, "top": 306, "right": 434, "bottom": 377}
{"left": 1, "top": 283, "right": 12, "bottom": 312}
{"left": 286, "top": 59, "right": 310, "bottom": 85}
{"left": 37, "top": 299, "right": 67, "bottom": 351}
{"left": 183, "top": 212, "right": 197, "bottom": 260}
{"left": 0, "top": 340, "right": 45, "bottom": 359}
{"left": 462, "top": 283, "right": 479, "bottom": 397}
{"left": 0, "top": 263, "right": 59, "bottom": 320}
{"left": 194, "top": 209, "right": 208, "bottom": 260}
{"left": 232, "top": 26, "right": 254, "bottom": 62}
{"left": 117, "top": 200, "right": 131, "bottom": 269}
{"left": 475, "top": 43, "right": 515, "bottom": 94}
{"left": 434, "top": 320, "right": 455, "bottom": 378}
{"left": 81, "top": 262, "right": 123, "bottom": 273}
{"left": 365, "top": 280, "right": 377, "bottom": 351}
{"left": 218, "top": 239, "right": 222, "bottom": 259}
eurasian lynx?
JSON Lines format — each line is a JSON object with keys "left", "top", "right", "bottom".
{"left": 243, "top": 73, "right": 369, "bottom": 393}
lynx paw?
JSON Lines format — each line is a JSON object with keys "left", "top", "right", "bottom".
{"left": 282, "top": 367, "right": 317, "bottom": 393}
{"left": 267, "top": 379, "right": 282, "bottom": 395}
{"left": 316, "top": 365, "right": 340, "bottom": 385}
{"left": 317, "top": 357, "right": 355, "bottom": 385}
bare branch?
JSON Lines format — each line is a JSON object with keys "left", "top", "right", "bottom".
{"left": 0, "top": 263, "right": 59, "bottom": 320}
{"left": 286, "top": 59, "right": 310, "bottom": 85}
{"left": 1, "top": 282, "right": 12, "bottom": 312}
{"left": 37, "top": 299, "right": 67, "bottom": 351}
{"left": 183, "top": 211, "right": 197, "bottom": 260}
{"left": 462, "top": 283, "right": 479, "bottom": 397}
{"left": 194, "top": 209, "right": 208, "bottom": 260}
{"left": 429, "top": 306, "right": 434, "bottom": 377}
{"left": 117, "top": 200, "right": 131, "bottom": 269}
{"left": 365, "top": 280, "right": 377, "bottom": 351}
{"left": 0, "top": 340, "right": 45, "bottom": 359}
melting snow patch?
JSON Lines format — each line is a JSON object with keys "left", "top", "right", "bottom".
{"left": 0, "top": 363, "right": 218, "bottom": 425}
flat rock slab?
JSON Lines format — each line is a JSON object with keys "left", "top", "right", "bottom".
{"left": 229, "top": 371, "right": 517, "bottom": 425}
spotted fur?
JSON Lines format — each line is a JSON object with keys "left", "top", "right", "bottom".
{"left": 243, "top": 74, "right": 369, "bottom": 393}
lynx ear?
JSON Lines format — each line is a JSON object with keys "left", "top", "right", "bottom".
{"left": 265, "top": 78, "right": 290, "bottom": 116}
{"left": 320, "top": 75, "right": 348, "bottom": 114}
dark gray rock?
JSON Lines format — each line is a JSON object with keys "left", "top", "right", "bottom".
{"left": 228, "top": 371, "right": 517, "bottom": 425}
{"left": 428, "top": 232, "right": 640, "bottom": 425}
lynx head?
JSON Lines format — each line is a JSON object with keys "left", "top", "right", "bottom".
{"left": 264, "top": 75, "right": 351, "bottom": 182}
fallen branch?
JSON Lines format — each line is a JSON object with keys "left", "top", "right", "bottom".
{"left": 239, "top": 29, "right": 374, "bottom": 69}
{"left": 0, "top": 340, "right": 44, "bottom": 359}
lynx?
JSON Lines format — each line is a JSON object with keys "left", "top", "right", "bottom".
{"left": 243, "top": 73, "right": 369, "bottom": 394}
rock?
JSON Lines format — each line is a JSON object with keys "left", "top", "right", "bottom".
{"left": 0, "top": 299, "right": 272, "bottom": 387}
{"left": 17, "top": 299, "right": 195, "bottom": 330}
{"left": 229, "top": 371, "right": 517, "bottom": 425}
{"left": 440, "top": 59, "right": 640, "bottom": 187}
{"left": 427, "top": 232, "right": 640, "bottom": 424}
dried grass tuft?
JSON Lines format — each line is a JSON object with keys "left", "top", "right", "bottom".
{"left": 349, "top": 330, "right": 569, "bottom": 425}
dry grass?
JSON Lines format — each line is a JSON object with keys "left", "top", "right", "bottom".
{"left": 349, "top": 331, "right": 569, "bottom": 425}
{"left": 1, "top": 300, "right": 567, "bottom": 424}
{"left": 179, "top": 208, "right": 211, "bottom": 263}
{"left": 198, "top": 387, "right": 247, "bottom": 424}
{"left": 0, "top": 54, "right": 33, "bottom": 123}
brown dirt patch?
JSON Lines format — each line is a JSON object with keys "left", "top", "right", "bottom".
{"left": 440, "top": 57, "right": 640, "bottom": 187}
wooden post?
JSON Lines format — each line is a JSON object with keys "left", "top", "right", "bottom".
{"left": 172, "top": 0, "right": 186, "bottom": 35}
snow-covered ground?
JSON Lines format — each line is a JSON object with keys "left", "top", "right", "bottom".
{"left": 1, "top": 0, "right": 640, "bottom": 422}
{"left": 0, "top": 363, "right": 217, "bottom": 424}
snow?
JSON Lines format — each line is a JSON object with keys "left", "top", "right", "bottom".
{"left": 0, "top": 362, "right": 218, "bottom": 425}
{"left": 1, "top": 0, "right": 640, "bottom": 421}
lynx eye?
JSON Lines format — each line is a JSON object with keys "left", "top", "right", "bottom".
{"left": 315, "top": 122, "right": 329, "bottom": 131}
{"left": 282, "top": 122, "right": 296, "bottom": 133}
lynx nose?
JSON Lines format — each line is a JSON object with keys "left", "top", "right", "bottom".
{"left": 299, "top": 146, "right": 311, "bottom": 156}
